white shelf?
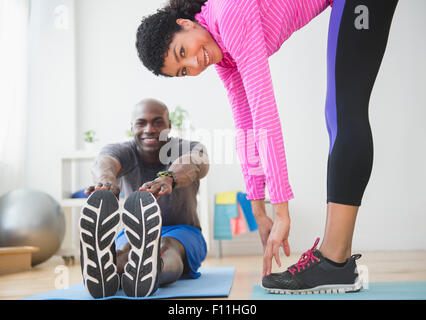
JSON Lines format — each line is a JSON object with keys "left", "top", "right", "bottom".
{"left": 60, "top": 197, "right": 125, "bottom": 209}
{"left": 60, "top": 150, "right": 98, "bottom": 160}
{"left": 59, "top": 151, "right": 97, "bottom": 258}
{"left": 60, "top": 198, "right": 88, "bottom": 207}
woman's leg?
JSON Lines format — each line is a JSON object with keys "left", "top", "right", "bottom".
{"left": 319, "top": 203, "right": 358, "bottom": 262}
{"left": 321, "top": 0, "right": 398, "bottom": 261}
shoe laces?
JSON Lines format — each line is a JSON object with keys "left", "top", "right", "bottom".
{"left": 288, "top": 238, "right": 320, "bottom": 275}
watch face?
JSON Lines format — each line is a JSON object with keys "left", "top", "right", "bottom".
{"left": 157, "top": 171, "right": 172, "bottom": 177}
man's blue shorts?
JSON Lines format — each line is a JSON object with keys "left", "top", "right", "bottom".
{"left": 115, "top": 224, "right": 207, "bottom": 279}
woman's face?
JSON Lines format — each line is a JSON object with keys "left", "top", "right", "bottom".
{"left": 161, "top": 19, "right": 223, "bottom": 77}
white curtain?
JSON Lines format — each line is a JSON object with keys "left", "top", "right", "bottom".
{"left": 0, "top": 0, "right": 29, "bottom": 195}
{"left": 0, "top": 0, "right": 29, "bottom": 196}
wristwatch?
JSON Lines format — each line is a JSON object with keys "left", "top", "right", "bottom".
{"left": 156, "top": 170, "right": 177, "bottom": 189}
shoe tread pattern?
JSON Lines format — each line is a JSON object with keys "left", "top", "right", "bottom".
{"left": 121, "top": 190, "right": 162, "bottom": 297}
{"left": 80, "top": 190, "right": 120, "bottom": 298}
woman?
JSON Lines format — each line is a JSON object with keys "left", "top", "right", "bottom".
{"left": 135, "top": 0, "right": 398, "bottom": 293}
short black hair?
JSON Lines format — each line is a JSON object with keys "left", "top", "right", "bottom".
{"left": 135, "top": 0, "right": 207, "bottom": 77}
{"left": 136, "top": 9, "right": 182, "bottom": 77}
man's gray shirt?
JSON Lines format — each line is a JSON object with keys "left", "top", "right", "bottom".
{"left": 99, "top": 138, "right": 204, "bottom": 230}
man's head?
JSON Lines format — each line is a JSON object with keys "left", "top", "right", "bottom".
{"left": 135, "top": 5, "right": 222, "bottom": 77}
{"left": 131, "top": 98, "right": 171, "bottom": 155}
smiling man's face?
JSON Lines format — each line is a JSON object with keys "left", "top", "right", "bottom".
{"left": 161, "top": 19, "right": 223, "bottom": 77}
{"left": 131, "top": 99, "right": 171, "bottom": 155}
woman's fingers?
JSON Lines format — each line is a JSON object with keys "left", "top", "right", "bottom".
{"left": 273, "top": 242, "right": 282, "bottom": 268}
{"left": 262, "top": 216, "right": 291, "bottom": 277}
{"left": 263, "top": 240, "right": 282, "bottom": 277}
{"left": 263, "top": 244, "right": 272, "bottom": 277}
{"left": 263, "top": 240, "right": 275, "bottom": 276}
{"left": 283, "top": 239, "right": 291, "bottom": 257}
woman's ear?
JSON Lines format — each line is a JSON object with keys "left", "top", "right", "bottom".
{"left": 176, "top": 18, "right": 194, "bottom": 30}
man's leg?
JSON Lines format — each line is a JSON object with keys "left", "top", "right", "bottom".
{"left": 116, "top": 236, "right": 186, "bottom": 284}
{"left": 158, "top": 237, "right": 186, "bottom": 285}
{"left": 116, "top": 242, "right": 130, "bottom": 275}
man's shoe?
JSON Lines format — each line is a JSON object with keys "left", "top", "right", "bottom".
{"left": 80, "top": 189, "right": 121, "bottom": 298}
{"left": 262, "top": 238, "right": 363, "bottom": 294}
{"left": 121, "top": 190, "right": 162, "bottom": 297}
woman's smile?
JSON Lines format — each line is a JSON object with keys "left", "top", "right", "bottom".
{"left": 161, "top": 19, "right": 222, "bottom": 77}
{"left": 203, "top": 47, "right": 211, "bottom": 66}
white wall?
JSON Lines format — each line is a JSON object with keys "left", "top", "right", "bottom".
{"left": 26, "top": 0, "right": 426, "bottom": 253}
{"left": 26, "top": 0, "right": 77, "bottom": 200}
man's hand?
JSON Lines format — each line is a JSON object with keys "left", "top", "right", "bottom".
{"left": 140, "top": 176, "right": 173, "bottom": 199}
{"left": 84, "top": 182, "right": 120, "bottom": 198}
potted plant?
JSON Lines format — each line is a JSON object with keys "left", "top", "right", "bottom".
{"left": 83, "top": 130, "right": 98, "bottom": 151}
{"left": 125, "top": 129, "right": 133, "bottom": 139}
{"left": 169, "top": 106, "right": 192, "bottom": 138}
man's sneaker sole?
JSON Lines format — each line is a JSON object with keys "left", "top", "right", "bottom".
{"left": 79, "top": 190, "right": 121, "bottom": 298}
{"left": 121, "top": 190, "right": 162, "bottom": 297}
{"left": 261, "top": 277, "right": 363, "bottom": 295}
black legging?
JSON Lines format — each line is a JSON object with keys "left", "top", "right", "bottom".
{"left": 325, "top": 0, "right": 398, "bottom": 206}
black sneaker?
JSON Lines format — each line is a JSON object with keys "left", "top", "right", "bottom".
{"left": 121, "top": 190, "right": 162, "bottom": 297}
{"left": 262, "top": 238, "right": 363, "bottom": 294}
{"left": 79, "top": 189, "right": 121, "bottom": 298}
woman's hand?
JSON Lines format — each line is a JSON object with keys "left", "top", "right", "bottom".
{"left": 254, "top": 201, "right": 290, "bottom": 277}
{"left": 252, "top": 200, "right": 291, "bottom": 276}
{"left": 251, "top": 200, "right": 272, "bottom": 249}
{"left": 263, "top": 213, "right": 291, "bottom": 277}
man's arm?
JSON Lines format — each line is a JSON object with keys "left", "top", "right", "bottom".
{"left": 84, "top": 155, "right": 122, "bottom": 197}
{"left": 141, "top": 150, "right": 209, "bottom": 198}
{"left": 169, "top": 151, "right": 209, "bottom": 188}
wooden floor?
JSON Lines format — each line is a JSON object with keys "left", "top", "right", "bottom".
{"left": 1, "top": 251, "right": 426, "bottom": 300}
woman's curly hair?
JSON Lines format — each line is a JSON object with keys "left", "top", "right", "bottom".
{"left": 136, "top": 0, "right": 207, "bottom": 77}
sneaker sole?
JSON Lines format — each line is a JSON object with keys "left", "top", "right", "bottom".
{"left": 79, "top": 190, "right": 121, "bottom": 298}
{"left": 261, "top": 277, "right": 363, "bottom": 295}
{"left": 121, "top": 190, "right": 162, "bottom": 297}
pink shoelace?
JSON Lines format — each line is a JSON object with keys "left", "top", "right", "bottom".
{"left": 288, "top": 238, "right": 321, "bottom": 275}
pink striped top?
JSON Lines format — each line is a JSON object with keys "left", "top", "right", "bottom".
{"left": 195, "top": 0, "right": 332, "bottom": 204}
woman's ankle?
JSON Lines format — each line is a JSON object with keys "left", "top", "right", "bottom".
{"left": 319, "top": 242, "right": 351, "bottom": 263}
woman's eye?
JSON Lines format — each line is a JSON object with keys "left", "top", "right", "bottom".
{"left": 180, "top": 47, "right": 185, "bottom": 57}
{"left": 182, "top": 67, "right": 187, "bottom": 76}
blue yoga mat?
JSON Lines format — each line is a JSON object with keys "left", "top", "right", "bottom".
{"left": 251, "top": 282, "right": 426, "bottom": 300}
{"left": 23, "top": 267, "right": 235, "bottom": 300}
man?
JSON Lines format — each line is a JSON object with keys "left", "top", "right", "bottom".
{"left": 80, "top": 98, "right": 209, "bottom": 298}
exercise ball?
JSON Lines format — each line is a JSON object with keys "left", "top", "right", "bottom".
{"left": 0, "top": 188, "right": 65, "bottom": 266}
